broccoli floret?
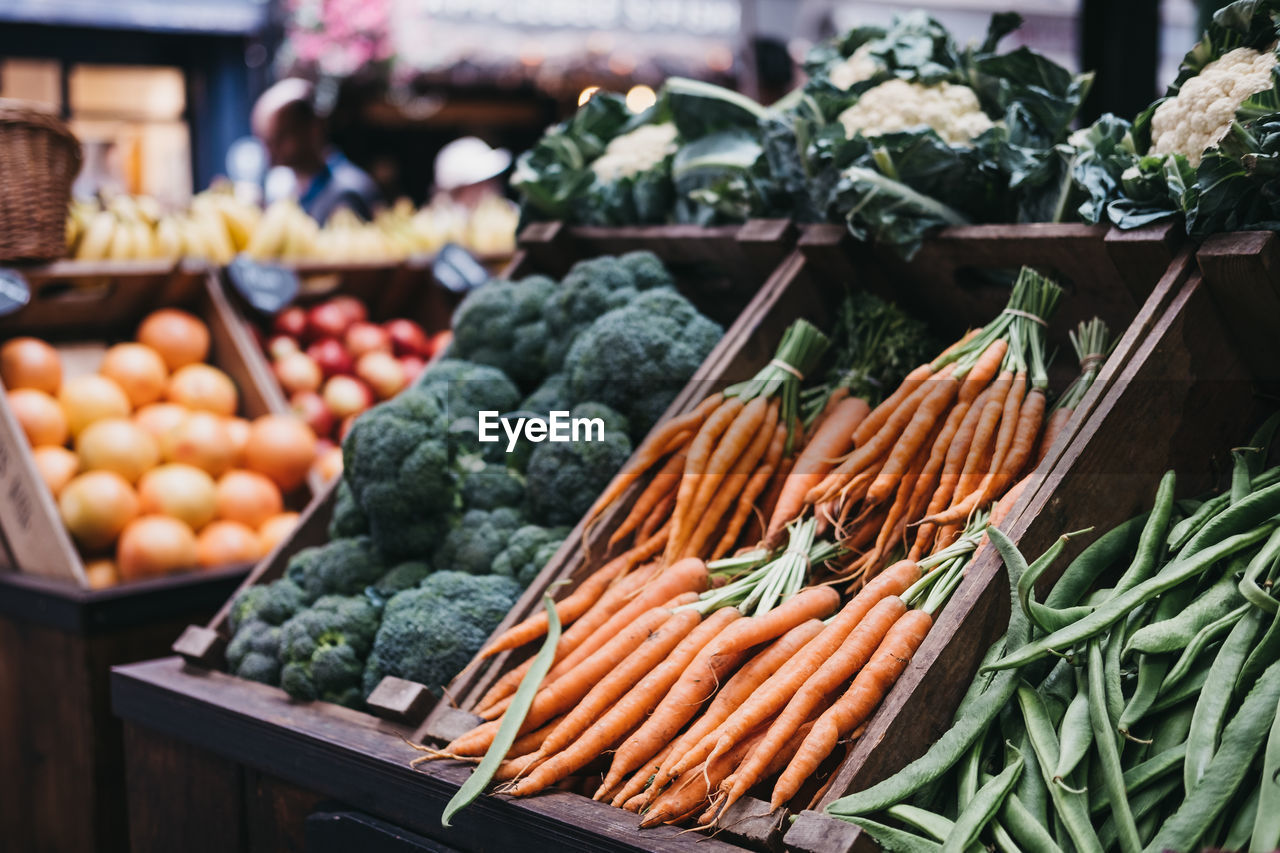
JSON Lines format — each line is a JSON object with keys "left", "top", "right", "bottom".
{"left": 328, "top": 479, "right": 369, "bottom": 539}
{"left": 285, "top": 536, "right": 386, "bottom": 603}
{"left": 492, "top": 525, "right": 569, "bottom": 587}
{"left": 361, "top": 571, "right": 522, "bottom": 697}
{"left": 457, "top": 454, "right": 526, "bottom": 510}
{"left": 369, "top": 560, "right": 433, "bottom": 598}
{"left": 564, "top": 289, "right": 722, "bottom": 441}
{"left": 448, "top": 276, "right": 557, "bottom": 386}
{"left": 618, "top": 250, "right": 676, "bottom": 291}
{"left": 226, "top": 619, "right": 283, "bottom": 685}
{"left": 418, "top": 359, "right": 522, "bottom": 418}
{"left": 278, "top": 594, "right": 382, "bottom": 707}
{"left": 525, "top": 405, "right": 632, "bottom": 526}
{"left": 342, "top": 386, "right": 456, "bottom": 561}
{"left": 433, "top": 507, "right": 525, "bottom": 574}
{"left": 227, "top": 578, "right": 305, "bottom": 633}
{"left": 542, "top": 257, "right": 641, "bottom": 371}
{"left": 520, "top": 372, "right": 573, "bottom": 415}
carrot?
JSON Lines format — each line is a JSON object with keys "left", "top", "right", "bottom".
{"left": 1035, "top": 405, "right": 1073, "bottom": 465}
{"left": 506, "top": 715, "right": 563, "bottom": 758}
{"left": 715, "top": 596, "right": 908, "bottom": 815}
{"left": 991, "top": 473, "right": 1031, "bottom": 529}
{"left": 864, "top": 368, "right": 958, "bottom": 507}
{"left": 770, "top": 609, "right": 933, "bottom": 810}
{"left": 850, "top": 363, "right": 933, "bottom": 448}
{"left": 608, "top": 450, "right": 685, "bottom": 548}
{"left": 450, "top": 600, "right": 692, "bottom": 756}
{"left": 703, "top": 585, "right": 841, "bottom": 665}
{"left": 589, "top": 608, "right": 742, "bottom": 798}
{"left": 667, "top": 562, "right": 922, "bottom": 785}
{"left": 493, "top": 750, "right": 547, "bottom": 782}
{"left": 808, "top": 386, "right": 850, "bottom": 436}
{"left": 664, "top": 397, "right": 746, "bottom": 563}
{"left": 681, "top": 402, "right": 779, "bottom": 559}
{"left": 641, "top": 618, "right": 827, "bottom": 801}
{"left": 689, "top": 396, "right": 772, "bottom": 513}
{"left": 935, "top": 376, "right": 1007, "bottom": 513}
{"left": 538, "top": 608, "right": 701, "bottom": 757}
{"left": 765, "top": 397, "right": 870, "bottom": 540}
{"left": 639, "top": 726, "right": 768, "bottom": 828}
{"left": 583, "top": 394, "right": 721, "bottom": 523}
{"left": 637, "top": 489, "right": 677, "bottom": 543}
{"left": 957, "top": 338, "right": 1007, "bottom": 402}
{"left": 707, "top": 718, "right": 819, "bottom": 825}
{"left": 621, "top": 792, "right": 647, "bottom": 813}
{"left": 609, "top": 740, "right": 677, "bottom": 807}
{"left": 472, "top": 561, "right": 662, "bottom": 716}
{"left": 711, "top": 426, "right": 786, "bottom": 561}
{"left": 862, "top": 436, "right": 934, "bottom": 579}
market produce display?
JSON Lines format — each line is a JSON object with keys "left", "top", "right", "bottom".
{"left": 1, "top": 311, "right": 317, "bottom": 588}
{"left": 222, "top": 252, "right": 723, "bottom": 708}
{"left": 65, "top": 189, "right": 517, "bottom": 264}
{"left": 425, "top": 271, "right": 1120, "bottom": 829}
{"left": 827, "top": 422, "right": 1280, "bottom": 853}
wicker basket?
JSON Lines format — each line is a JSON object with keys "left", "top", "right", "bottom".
{"left": 0, "top": 100, "right": 81, "bottom": 263}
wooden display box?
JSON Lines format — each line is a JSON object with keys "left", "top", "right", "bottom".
{"left": 0, "top": 262, "right": 298, "bottom": 852}
{"left": 786, "top": 232, "right": 1277, "bottom": 851}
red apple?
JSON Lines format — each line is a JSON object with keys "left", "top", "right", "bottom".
{"left": 356, "top": 351, "right": 409, "bottom": 400}
{"left": 323, "top": 375, "right": 373, "bottom": 420}
{"left": 384, "top": 318, "right": 432, "bottom": 358}
{"left": 274, "top": 351, "right": 323, "bottom": 395}
{"left": 267, "top": 334, "right": 301, "bottom": 361}
{"left": 399, "top": 354, "right": 427, "bottom": 384}
{"left": 273, "top": 306, "right": 308, "bottom": 339}
{"left": 426, "top": 329, "right": 453, "bottom": 358}
{"left": 307, "top": 301, "right": 354, "bottom": 341}
{"left": 306, "top": 337, "right": 354, "bottom": 378}
{"left": 328, "top": 295, "right": 368, "bottom": 326}
{"left": 290, "top": 390, "right": 334, "bottom": 438}
{"left": 345, "top": 321, "right": 392, "bottom": 358}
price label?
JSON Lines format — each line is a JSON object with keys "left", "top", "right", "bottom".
{"left": 227, "top": 255, "right": 300, "bottom": 315}
{"left": 432, "top": 243, "right": 490, "bottom": 294}
{"left": 0, "top": 268, "right": 31, "bottom": 317}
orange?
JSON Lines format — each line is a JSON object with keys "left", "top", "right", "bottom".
{"left": 100, "top": 343, "right": 168, "bottom": 407}
{"left": 195, "top": 520, "right": 262, "bottom": 568}
{"left": 8, "top": 388, "right": 68, "bottom": 446}
{"left": 1, "top": 337, "right": 61, "bottom": 393}
{"left": 214, "top": 469, "right": 283, "bottom": 529}
{"left": 76, "top": 418, "right": 159, "bottom": 483}
{"left": 33, "top": 446, "right": 79, "bottom": 497}
{"left": 58, "top": 375, "right": 131, "bottom": 436}
{"left": 136, "top": 308, "right": 209, "bottom": 370}
{"left": 137, "top": 464, "right": 218, "bottom": 530}
{"left": 117, "top": 515, "right": 197, "bottom": 580}
{"left": 59, "top": 470, "right": 139, "bottom": 550}
{"left": 257, "top": 512, "right": 300, "bottom": 556}
{"left": 159, "top": 411, "right": 237, "bottom": 477}
{"left": 83, "top": 558, "right": 119, "bottom": 589}
{"left": 133, "top": 402, "right": 188, "bottom": 441}
{"left": 243, "top": 414, "right": 317, "bottom": 492}
{"left": 166, "top": 364, "right": 237, "bottom": 416}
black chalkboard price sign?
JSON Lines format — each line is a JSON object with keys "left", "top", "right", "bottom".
{"left": 227, "top": 255, "right": 300, "bottom": 315}
{"left": 0, "top": 268, "right": 31, "bottom": 318}
{"left": 432, "top": 243, "right": 490, "bottom": 294}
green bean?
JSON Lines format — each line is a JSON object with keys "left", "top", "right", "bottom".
{"left": 884, "top": 804, "right": 955, "bottom": 842}
{"left": 1240, "top": 526, "right": 1280, "bottom": 615}
{"left": 1232, "top": 448, "right": 1253, "bottom": 504}
{"left": 990, "top": 821, "right": 1020, "bottom": 853}
{"left": 1046, "top": 514, "right": 1149, "bottom": 609}
{"left": 1038, "top": 658, "right": 1077, "bottom": 720}
{"left": 847, "top": 818, "right": 942, "bottom": 852}
{"left": 1180, "top": 480, "right": 1280, "bottom": 559}
{"left": 990, "top": 525, "right": 1278, "bottom": 673}
{"left": 1113, "top": 470, "right": 1177, "bottom": 598}
{"left": 1150, "top": 700, "right": 1195, "bottom": 753}
{"left": 1250, "top": 691, "right": 1280, "bottom": 853}
{"left": 1014, "top": 730, "right": 1048, "bottom": 826}
{"left": 1099, "top": 778, "right": 1180, "bottom": 850}
{"left": 1020, "top": 531, "right": 1090, "bottom": 632}
{"left": 1054, "top": 681, "right": 1092, "bottom": 784}
{"left": 1000, "top": 792, "right": 1064, "bottom": 853}
{"left": 1241, "top": 603, "right": 1280, "bottom": 689}
{"left": 1087, "top": 640, "right": 1140, "bottom": 853}
{"left": 1161, "top": 603, "right": 1249, "bottom": 692}
{"left": 1151, "top": 658, "right": 1212, "bottom": 715}
{"left": 954, "top": 637, "right": 1007, "bottom": 719}
{"left": 1118, "top": 584, "right": 1193, "bottom": 733}
{"left": 1186, "top": 607, "right": 1263, "bottom": 792}
{"left": 1166, "top": 467, "right": 1280, "bottom": 553}
{"left": 1147, "top": 657, "right": 1280, "bottom": 852}
{"left": 1248, "top": 416, "right": 1280, "bottom": 469}
{"left": 1123, "top": 568, "right": 1244, "bottom": 656}
{"left": 957, "top": 738, "right": 982, "bottom": 811}
{"left": 1017, "top": 684, "right": 1103, "bottom": 853}
{"left": 1104, "top": 626, "right": 1125, "bottom": 726}
{"left": 942, "top": 755, "right": 1023, "bottom": 853}
{"left": 1225, "top": 784, "right": 1260, "bottom": 852}
{"left": 828, "top": 533, "right": 1033, "bottom": 818}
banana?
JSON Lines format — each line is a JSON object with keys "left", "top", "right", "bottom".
{"left": 106, "top": 217, "right": 135, "bottom": 260}
{"left": 75, "top": 211, "right": 117, "bottom": 261}
{"left": 131, "top": 220, "right": 157, "bottom": 259}
{"left": 244, "top": 201, "right": 292, "bottom": 260}
{"left": 194, "top": 209, "right": 235, "bottom": 264}
{"left": 154, "top": 217, "right": 183, "bottom": 259}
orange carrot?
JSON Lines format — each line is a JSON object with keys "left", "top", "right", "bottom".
{"left": 494, "top": 751, "right": 547, "bottom": 782}
{"left": 749, "top": 454, "right": 796, "bottom": 545}
{"left": 610, "top": 741, "right": 677, "bottom": 807}
{"left": 809, "top": 386, "right": 851, "bottom": 436}
{"left": 765, "top": 397, "right": 870, "bottom": 540}
{"left": 864, "top": 368, "right": 958, "bottom": 507}
{"left": 638, "top": 490, "right": 677, "bottom": 543}
{"left": 622, "top": 792, "right": 647, "bottom": 813}
{"left": 715, "top": 596, "right": 908, "bottom": 814}
{"left": 703, "top": 585, "right": 841, "bottom": 665}
{"left": 664, "top": 398, "right": 746, "bottom": 563}
{"left": 538, "top": 608, "right": 701, "bottom": 756}
{"left": 641, "top": 618, "right": 826, "bottom": 801}
{"left": 707, "top": 718, "right": 819, "bottom": 825}
{"left": 770, "top": 609, "right": 933, "bottom": 810}
{"left": 1035, "top": 405, "right": 1073, "bottom": 465}
{"left": 851, "top": 363, "right": 933, "bottom": 448}
{"left": 690, "top": 396, "right": 772, "bottom": 512}
{"left": 507, "top": 715, "right": 563, "bottom": 758}
{"left": 712, "top": 424, "right": 787, "bottom": 560}
{"left": 639, "top": 727, "right": 767, "bottom": 827}
{"left": 958, "top": 339, "right": 1007, "bottom": 402}
{"left": 862, "top": 435, "right": 934, "bottom": 579}
{"left": 608, "top": 450, "right": 685, "bottom": 548}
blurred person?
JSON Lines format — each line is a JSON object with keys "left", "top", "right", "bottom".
{"left": 432, "top": 136, "right": 512, "bottom": 208}
{"left": 251, "top": 78, "right": 381, "bottom": 222}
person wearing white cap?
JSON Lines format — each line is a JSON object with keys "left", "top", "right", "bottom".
{"left": 252, "top": 78, "right": 382, "bottom": 222}
{"left": 433, "top": 137, "right": 513, "bottom": 208}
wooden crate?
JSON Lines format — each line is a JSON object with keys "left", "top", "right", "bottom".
{"left": 785, "top": 231, "right": 1275, "bottom": 852}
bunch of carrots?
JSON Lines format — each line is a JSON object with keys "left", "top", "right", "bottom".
{"left": 423, "top": 274, "right": 1118, "bottom": 829}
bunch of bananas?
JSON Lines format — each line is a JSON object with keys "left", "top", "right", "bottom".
{"left": 66, "top": 187, "right": 260, "bottom": 264}
{"left": 406, "top": 195, "right": 519, "bottom": 257}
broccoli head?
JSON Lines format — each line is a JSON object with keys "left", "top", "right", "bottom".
{"left": 448, "top": 276, "right": 557, "bottom": 386}
{"left": 433, "top": 506, "right": 525, "bottom": 574}
{"left": 328, "top": 479, "right": 369, "bottom": 540}
{"left": 227, "top": 578, "right": 305, "bottom": 633}
{"left": 285, "top": 536, "right": 386, "bottom": 603}
{"left": 542, "top": 257, "right": 641, "bottom": 371}
{"left": 362, "top": 571, "right": 522, "bottom": 696}
{"left": 564, "top": 289, "right": 722, "bottom": 441}
{"left": 457, "top": 454, "right": 526, "bottom": 511}
{"left": 342, "top": 386, "right": 456, "bottom": 560}
{"left": 368, "top": 560, "right": 433, "bottom": 599}
{"left": 524, "top": 404, "right": 632, "bottom": 526}
{"left": 618, "top": 250, "right": 676, "bottom": 291}
{"left": 417, "top": 359, "right": 522, "bottom": 419}
{"left": 491, "top": 524, "right": 569, "bottom": 587}
{"left": 278, "top": 594, "right": 382, "bottom": 707}
{"left": 226, "top": 620, "right": 284, "bottom": 685}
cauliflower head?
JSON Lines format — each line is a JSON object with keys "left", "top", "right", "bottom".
{"left": 590, "top": 123, "right": 679, "bottom": 182}
{"left": 830, "top": 44, "right": 879, "bottom": 91}
{"left": 1150, "top": 46, "right": 1277, "bottom": 166}
{"left": 837, "top": 79, "right": 995, "bottom": 145}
